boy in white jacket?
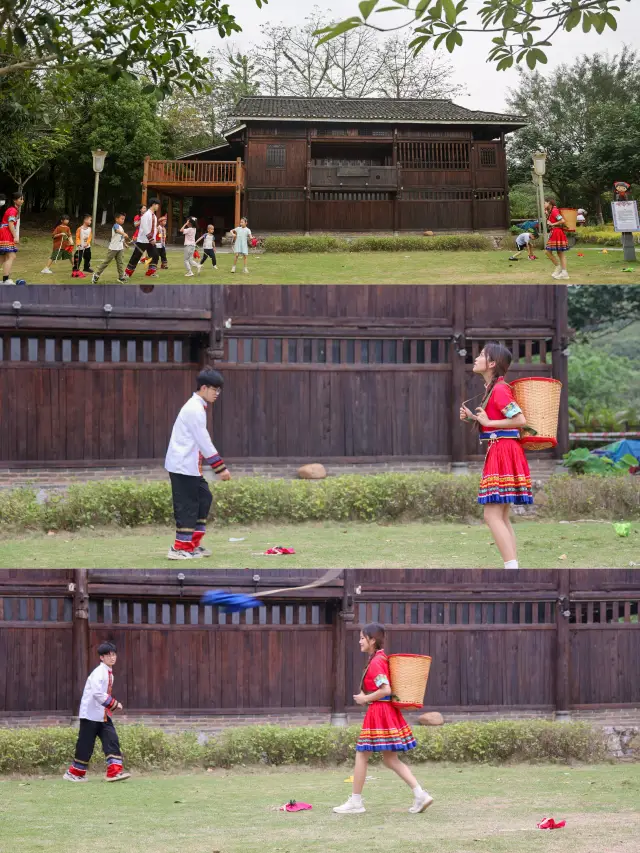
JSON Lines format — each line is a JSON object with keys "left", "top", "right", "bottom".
{"left": 164, "top": 368, "right": 231, "bottom": 560}
{"left": 63, "top": 642, "right": 131, "bottom": 782}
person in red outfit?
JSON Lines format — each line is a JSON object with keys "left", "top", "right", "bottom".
{"left": 544, "top": 198, "right": 569, "bottom": 280}
{"left": 460, "top": 342, "right": 531, "bottom": 569}
{"left": 333, "top": 623, "right": 433, "bottom": 816}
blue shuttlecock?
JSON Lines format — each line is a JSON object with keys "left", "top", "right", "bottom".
{"left": 201, "top": 590, "right": 262, "bottom": 613}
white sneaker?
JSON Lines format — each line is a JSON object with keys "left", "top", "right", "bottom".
{"left": 106, "top": 771, "right": 131, "bottom": 782}
{"left": 41, "top": 268, "right": 53, "bottom": 274}
{"left": 333, "top": 796, "right": 366, "bottom": 814}
{"left": 230, "top": 266, "right": 236, "bottom": 273}
{"left": 195, "top": 264, "right": 202, "bottom": 275}
{"left": 3, "top": 279, "right": 16, "bottom": 285}
{"left": 243, "top": 268, "right": 249, "bottom": 274}
{"left": 167, "top": 547, "right": 195, "bottom": 560}
{"left": 185, "top": 271, "right": 194, "bottom": 277}
{"left": 409, "top": 791, "right": 434, "bottom": 814}
{"left": 63, "top": 771, "right": 87, "bottom": 782}
{"left": 91, "top": 274, "right": 99, "bottom": 284}
{"left": 557, "top": 269, "right": 569, "bottom": 279}
{"left": 213, "top": 265, "right": 218, "bottom": 269}
{"left": 551, "top": 267, "right": 562, "bottom": 278}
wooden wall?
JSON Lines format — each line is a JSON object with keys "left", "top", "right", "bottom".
{"left": 1, "top": 570, "right": 638, "bottom": 715}
{"left": 0, "top": 285, "right": 568, "bottom": 465}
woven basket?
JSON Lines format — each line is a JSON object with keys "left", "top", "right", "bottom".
{"left": 559, "top": 208, "right": 577, "bottom": 232}
{"left": 388, "top": 654, "right": 432, "bottom": 709}
{"left": 510, "top": 377, "right": 562, "bottom": 451}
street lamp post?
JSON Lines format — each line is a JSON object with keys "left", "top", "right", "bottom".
{"left": 91, "top": 149, "right": 108, "bottom": 239}
{"left": 532, "top": 151, "right": 548, "bottom": 246}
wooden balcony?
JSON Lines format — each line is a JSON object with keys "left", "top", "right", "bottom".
{"left": 310, "top": 165, "right": 398, "bottom": 190}
{"left": 143, "top": 158, "right": 244, "bottom": 193}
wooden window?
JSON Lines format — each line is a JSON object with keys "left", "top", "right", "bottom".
{"left": 311, "top": 191, "right": 391, "bottom": 201}
{"left": 479, "top": 146, "right": 497, "bottom": 167}
{"left": 0, "top": 334, "right": 200, "bottom": 364}
{"left": 223, "top": 336, "right": 450, "bottom": 364}
{"left": 401, "top": 190, "right": 472, "bottom": 201}
{"left": 266, "top": 145, "right": 286, "bottom": 169}
{"left": 249, "top": 190, "right": 304, "bottom": 201}
{"left": 398, "top": 141, "right": 470, "bottom": 169}
{"left": 475, "top": 189, "right": 505, "bottom": 202}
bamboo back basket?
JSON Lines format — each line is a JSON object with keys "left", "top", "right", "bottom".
{"left": 510, "top": 377, "right": 562, "bottom": 451}
{"left": 388, "top": 654, "right": 432, "bottom": 709}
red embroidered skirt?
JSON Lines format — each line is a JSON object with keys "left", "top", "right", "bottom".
{"left": 546, "top": 226, "right": 569, "bottom": 252}
{"left": 478, "top": 437, "right": 533, "bottom": 505}
{"left": 356, "top": 701, "right": 417, "bottom": 752}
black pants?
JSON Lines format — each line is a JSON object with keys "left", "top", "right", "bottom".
{"left": 201, "top": 248, "right": 216, "bottom": 267}
{"left": 169, "top": 472, "right": 213, "bottom": 544}
{"left": 73, "top": 718, "right": 122, "bottom": 767}
{"left": 73, "top": 247, "right": 92, "bottom": 271}
{"left": 158, "top": 246, "right": 168, "bottom": 267}
{"left": 126, "top": 242, "right": 159, "bottom": 276}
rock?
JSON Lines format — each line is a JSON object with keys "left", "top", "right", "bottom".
{"left": 418, "top": 711, "right": 444, "bottom": 726}
{"left": 423, "top": 230, "right": 434, "bottom": 237}
{"left": 297, "top": 463, "right": 327, "bottom": 480}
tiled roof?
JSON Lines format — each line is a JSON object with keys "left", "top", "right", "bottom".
{"left": 232, "top": 97, "right": 526, "bottom": 126}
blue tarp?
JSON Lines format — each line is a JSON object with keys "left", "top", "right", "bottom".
{"left": 592, "top": 439, "right": 640, "bottom": 464}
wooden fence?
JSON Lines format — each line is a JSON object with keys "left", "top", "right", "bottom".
{"left": 1, "top": 570, "right": 638, "bottom": 717}
{"left": 0, "top": 285, "right": 569, "bottom": 466}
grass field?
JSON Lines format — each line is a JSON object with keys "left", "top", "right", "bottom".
{"left": 6, "top": 236, "right": 639, "bottom": 284}
{"left": 1, "top": 520, "right": 637, "bottom": 568}
{"left": 1, "top": 764, "right": 639, "bottom": 853}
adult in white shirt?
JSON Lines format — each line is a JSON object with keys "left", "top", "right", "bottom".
{"left": 164, "top": 368, "right": 232, "bottom": 560}
{"left": 576, "top": 208, "right": 587, "bottom": 226}
{"left": 124, "top": 197, "right": 161, "bottom": 278}
{"left": 63, "top": 641, "right": 131, "bottom": 783}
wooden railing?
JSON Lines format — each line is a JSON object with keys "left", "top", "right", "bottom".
{"left": 146, "top": 160, "right": 240, "bottom": 185}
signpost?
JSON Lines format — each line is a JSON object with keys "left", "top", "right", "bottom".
{"left": 612, "top": 199, "right": 639, "bottom": 262}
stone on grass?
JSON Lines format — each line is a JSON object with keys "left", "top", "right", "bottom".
{"left": 418, "top": 711, "right": 444, "bottom": 726}
{"left": 297, "top": 463, "right": 327, "bottom": 480}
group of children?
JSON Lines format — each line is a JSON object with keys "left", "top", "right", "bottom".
{"left": 509, "top": 198, "right": 571, "bottom": 279}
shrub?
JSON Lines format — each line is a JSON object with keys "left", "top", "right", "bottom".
{"left": 263, "top": 235, "right": 493, "bottom": 253}
{"left": 542, "top": 473, "right": 640, "bottom": 520}
{"left": 0, "top": 720, "right": 607, "bottom": 775}
{"left": 574, "top": 227, "right": 640, "bottom": 246}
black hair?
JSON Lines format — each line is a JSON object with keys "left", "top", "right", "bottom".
{"left": 82, "top": 213, "right": 92, "bottom": 220}
{"left": 188, "top": 216, "right": 197, "bottom": 227}
{"left": 148, "top": 197, "right": 160, "bottom": 206}
{"left": 476, "top": 342, "right": 513, "bottom": 429}
{"left": 97, "top": 641, "right": 117, "bottom": 656}
{"left": 362, "top": 622, "right": 385, "bottom": 651}
{"left": 12, "top": 191, "right": 23, "bottom": 201}
{"left": 115, "top": 212, "right": 126, "bottom": 219}
{"left": 196, "top": 369, "right": 224, "bottom": 390}
{"left": 139, "top": 204, "right": 147, "bottom": 213}
{"left": 57, "top": 213, "right": 70, "bottom": 223}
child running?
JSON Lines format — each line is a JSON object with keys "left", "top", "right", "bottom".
{"left": 0, "top": 191, "right": 24, "bottom": 285}
{"left": 92, "top": 213, "right": 129, "bottom": 283}
{"left": 181, "top": 216, "right": 200, "bottom": 276}
{"left": 230, "top": 217, "right": 251, "bottom": 274}
{"left": 164, "top": 369, "right": 231, "bottom": 560}
{"left": 195, "top": 224, "right": 217, "bottom": 271}
{"left": 509, "top": 229, "right": 537, "bottom": 261}
{"left": 460, "top": 342, "right": 532, "bottom": 570}
{"left": 41, "top": 214, "right": 74, "bottom": 275}
{"left": 544, "top": 198, "right": 569, "bottom": 279}
{"left": 124, "top": 199, "right": 160, "bottom": 278}
{"left": 63, "top": 641, "right": 131, "bottom": 783}
{"left": 72, "top": 213, "right": 94, "bottom": 278}
{"left": 333, "top": 623, "right": 433, "bottom": 816}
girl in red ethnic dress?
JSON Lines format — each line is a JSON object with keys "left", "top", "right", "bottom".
{"left": 460, "top": 342, "right": 532, "bottom": 570}
{"left": 544, "top": 197, "right": 569, "bottom": 280}
{"left": 333, "top": 623, "right": 433, "bottom": 816}
{"left": 0, "top": 191, "right": 24, "bottom": 284}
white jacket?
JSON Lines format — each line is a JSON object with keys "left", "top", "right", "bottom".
{"left": 78, "top": 662, "right": 118, "bottom": 722}
{"left": 164, "top": 393, "right": 226, "bottom": 477}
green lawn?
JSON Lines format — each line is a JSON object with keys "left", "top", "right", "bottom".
{"left": 7, "top": 235, "right": 639, "bottom": 284}
{"left": 1, "top": 520, "right": 637, "bottom": 568}
{"left": 1, "top": 764, "right": 639, "bottom": 853}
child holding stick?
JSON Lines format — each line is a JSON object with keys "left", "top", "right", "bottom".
{"left": 92, "top": 213, "right": 130, "bottom": 283}
{"left": 63, "top": 641, "right": 131, "bottom": 783}
{"left": 460, "top": 342, "right": 532, "bottom": 570}
{"left": 180, "top": 216, "right": 200, "bottom": 276}
{"left": 0, "top": 191, "right": 24, "bottom": 284}
{"left": 195, "top": 224, "right": 217, "bottom": 270}
{"left": 72, "top": 213, "right": 94, "bottom": 278}
{"left": 41, "top": 214, "right": 74, "bottom": 275}
{"left": 333, "top": 623, "right": 433, "bottom": 816}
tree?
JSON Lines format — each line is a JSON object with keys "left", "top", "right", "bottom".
{"left": 326, "top": 28, "right": 380, "bottom": 98}
{"left": 280, "top": 10, "right": 332, "bottom": 97}
{"left": 373, "top": 35, "right": 464, "bottom": 99}
{"left": 506, "top": 49, "right": 640, "bottom": 220}
{"left": 568, "top": 285, "right": 640, "bottom": 335}
{"left": 0, "top": 0, "right": 266, "bottom": 93}
{"left": 256, "top": 24, "right": 289, "bottom": 97}
{"left": 322, "top": 0, "right": 628, "bottom": 72}
{"left": 209, "top": 47, "right": 261, "bottom": 138}
{"left": 581, "top": 102, "right": 640, "bottom": 193}
{"left": 156, "top": 93, "right": 216, "bottom": 158}
{"left": 0, "top": 69, "right": 69, "bottom": 192}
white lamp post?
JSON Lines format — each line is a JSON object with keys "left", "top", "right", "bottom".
{"left": 532, "top": 151, "right": 548, "bottom": 246}
{"left": 91, "top": 149, "right": 108, "bottom": 240}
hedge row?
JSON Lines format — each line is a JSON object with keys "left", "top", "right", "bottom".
{"left": 1, "top": 473, "right": 639, "bottom": 532}
{"left": 0, "top": 721, "right": 607, "bottom": 774}
{"left": 575, "top": 227, "right": 640, "bottom": 247}
{"left": 263, "top": 235, "right": 493, "bottom": 253}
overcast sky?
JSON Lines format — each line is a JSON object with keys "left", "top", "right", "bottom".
{"left": 193, "top": 0, "right": 637, "bottom": 112}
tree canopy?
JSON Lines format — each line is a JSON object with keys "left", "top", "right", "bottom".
{"left": 322, "top": 0, "right": 628, "bottom": 71}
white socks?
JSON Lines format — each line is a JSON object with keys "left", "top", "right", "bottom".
{"left": 412, "top": 785, "right": 424, "bottom": 797}
{"left": 351, "top": 793, "right": 363, "bottom": 805}
{"left": 504, "top": 560, "right": 519, "bottom": 569}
